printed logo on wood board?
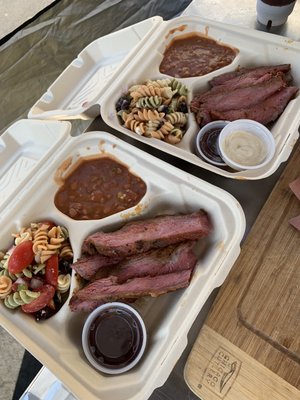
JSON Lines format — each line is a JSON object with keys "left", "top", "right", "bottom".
{"left": 198, "top": 346, "right": 241, "bottom": 398}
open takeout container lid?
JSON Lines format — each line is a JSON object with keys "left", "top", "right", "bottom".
{"left": 27, "top": 16, "right": 163, "bottom": 121}
{"left": 0, "top": 119, "right": 71, "bottom": 220}
{"left": 0, "top": 118, "right": 246, "bottom": 400}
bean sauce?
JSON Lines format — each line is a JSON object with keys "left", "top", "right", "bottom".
{"left": 54, "top": 156, "right": 147, "bottom": 220}
{"left": 159, "top": 33, "right": 237, "bottom": 78}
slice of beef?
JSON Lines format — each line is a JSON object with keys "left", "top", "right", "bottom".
{"left": 199, "top": 74, "right": 286, "bottom": 111}
{"left": 69, "top": 269, "right": 193, "bottom": 312}
{"left": 70, "top": 299, "right": 104, "bottom": 313}
{"left": 192, "top": 72, "right": 283, "bottom": 109}
{"left": 211, "top": 86, "right": 298, "bottom": 124}
{"left": 214, "top": 69, "right": 291, "bottom": 89}
{"left": 195, "top": 108, "right": 213, "bottom": 126}
{"left": 71, "top": 254, "right": 124, "bottom": 280}
{"left": 209, "top": 64, "right": 291, "bottom": 86}
{"left": 82, "top": 210, "right": 212, "bottom": 257}
{"left": 194, "top": 74, "right": 288, "bottom": 127}
{"left": 91, "top": 241, "right": 197, "bottom": 283}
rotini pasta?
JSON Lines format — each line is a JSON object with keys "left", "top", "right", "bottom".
{"left": 124, "top": 116, "right": 146, "bottom": 135}
{"left": 166, "top": 112, "right": 187, "bottom": 126}
{"left": 0, "top": 268, "right": 18, "bottom": 281}
{"left": 145, "top": 120, "right": 161, "bottom": 137}
{"left": 0, "top": 221, "right": 73, "bottom": 320}
{"left": 116, "top": 78, "right": 189, "bottom": 145}
{"left": 57, "top": 274, "right": 71, "bottom": 294}
{"left": 32, "top": 224, "right": 72, "bottom": 264}
{"left": 0, "top": 253, "right": 9, "bottom": 270}
{"left": 4, "top": 289, "right": 40, "bottom": 309}
{"left": 133, "top": 109, "right": 164, "bottom": 122}
{"left": 40, "top": 250, "right": 57, "bottom": 264}
{"left": 156, "top": 121, "right": 174, "bottom": 136}
{"left": 130, "top": 85, "right": 174, "bottom": 101}
{"left": 21, "top": 268, "right": 33, "bottom": 279}
{"left": 60, "top": 243, "right": 73, "bottom": 259}
{"left": 170, "top": 78, "right": 188, "bottom": 96}
{"left": 136, "top": 96, "right": 163, "bottom": 109}
{"left": 14, "top": 231, "right": 32, "bottom": 245}
{"left": 32, "top": 263, "right": 45, "bottom": 275}
{"left": 0, "top": 276, "right": 12, "bottom": 299}
{"left": 32, "top": 223, "right": 49, "bottom": 256}
{"left": 0, "top": 253, "right": 18, "bottom": 281}
{"left": 145, "top": 78, "right": 172, "bottom": 88}
{"left": 167, "top": 95, "right": 187, "bottom": 113}
{"left": 166, "top": 128, "right": 184, "bottom": 144}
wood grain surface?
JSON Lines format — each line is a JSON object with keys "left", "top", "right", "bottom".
{"left": 184, "top": 141, "right": 300, "bottom": 399}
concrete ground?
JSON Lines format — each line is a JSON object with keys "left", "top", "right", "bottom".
{"left": 0, "top": 0, "right": 55, "bottom": 39}
{"left": 0, "top": 2, "right": 56, "bottom": 398}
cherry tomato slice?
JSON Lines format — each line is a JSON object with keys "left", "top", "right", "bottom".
{"left": 21, "top": 284, "right": 55, "bottom": 313}
{"left": 45, "top": 254, "right": 59, "bottom": 287}
{"left": 8, "top": 240, "right": 34, "bottom": 274}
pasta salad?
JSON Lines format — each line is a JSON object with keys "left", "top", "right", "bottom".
{"left": 116, "top": 78, "right": 189, "bottom": 144}
{"left": 0, "top": 221, "right": 73, "bottom": 321}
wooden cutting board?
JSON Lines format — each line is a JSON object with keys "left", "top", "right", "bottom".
{"left": 184, "top": 142, "right": 300, "bottom": 400}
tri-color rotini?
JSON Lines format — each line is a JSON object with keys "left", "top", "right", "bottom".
{"left": 116, "top": 78, "right": 189, "bottom": 145}
{"left": 12, "top": 222, "right": 73, "bottom": 264}
{"left": 4, "top": 289, "right": 40, "bottom": 309}
{"left": 0, "top": 222, "right": 73, "bottom": 315}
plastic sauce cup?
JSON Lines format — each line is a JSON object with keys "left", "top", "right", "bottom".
{"left": 82, "top": 302, "right": 147, "bottom": 375}
{"left": 195, "top": 120, "right": 229, "bottom": 167}
{"left": 218, "top": 119, "right": 276, "bottom": 171}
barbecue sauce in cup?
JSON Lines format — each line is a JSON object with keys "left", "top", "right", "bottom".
{"left": 195, "top": 120, "right": 228, "bottom": 166}
{"left": 82, "top": 302, "right": 147, "bottom": 374}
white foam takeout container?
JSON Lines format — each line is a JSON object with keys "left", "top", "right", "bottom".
{"left": 100, "top": 15, "right": 300, "bottom": 180}
{"left": 0, "top": 119, "right": 245, "bottom": 400}
{"left": 28, "top": 16, "right": 163, "bottom": 121}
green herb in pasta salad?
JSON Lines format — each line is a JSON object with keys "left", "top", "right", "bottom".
{"left": 0, "top": 220, "right": 73, "bottom": 321}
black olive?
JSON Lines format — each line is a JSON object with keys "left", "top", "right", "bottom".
{"left": 59, "top": 259, "right": 72, "bottom": 275}
{"left": 178, "top": 102, "right": 188, "bottom": 113}
{"left": 159, "top": 105, "right": 169, "bottom": 114}
{"left": 116, "top": 96, "right": 131, "bottom": 111}
{"left": 35, "top": 307, "right": 55, "bottom": 322}
{"left": 121, "top": 99, "right": 130, "bottom": 110}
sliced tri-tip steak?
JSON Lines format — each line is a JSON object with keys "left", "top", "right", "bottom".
{"left": 211, "top": 86, "right": 299, "bottom": 124}
{"left": 208, "top": 64, "right": 291, "bottom": 86}
{"left": 198, "top": 74, "right": 286, "bottom": 113}
{"left": 71, "top": 254, "right": 124, "bottom": 280}
{"left": 190, "top": 72, "right": 286, "bottom": 110}
{"left": 91, "top": 241, "right": 197, "bottom": 283}
{"left": 69, "top": 269, "right": 193, "bottom": 312}
{"left": 82, "top": 210, "right": 212, "bottom": 257}
{"left": 70, "top": 299, "right": 102, "bottom": 313}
